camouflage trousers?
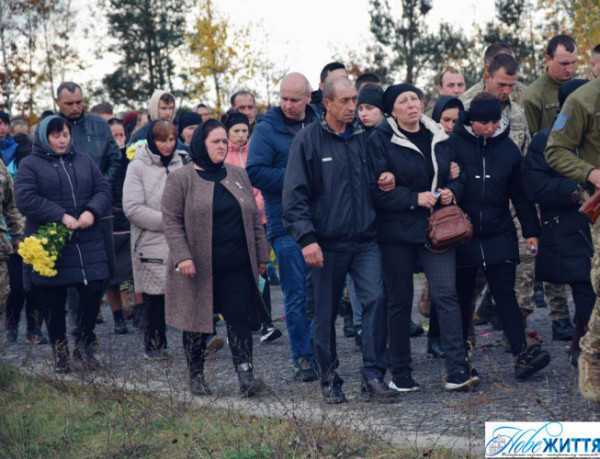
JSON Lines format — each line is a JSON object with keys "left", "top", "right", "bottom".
{"left": 517, "top": 249, "right": 569, "bottom": 320}
{"left": 0, "top": 261, "right": 9, "bottom": 319}
{"left": 580, "top": 224, "right": 600, "bottom": 358}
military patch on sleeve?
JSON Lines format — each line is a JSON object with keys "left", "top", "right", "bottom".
{"left": 553, "top": 103, "right": 573, "bottom": 132}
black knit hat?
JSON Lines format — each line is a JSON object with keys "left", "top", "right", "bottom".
{"left": 178, "top": 112, "right": 203, "bottom": 137}
{"left": 558, "top": 79, "right": 588, "bottom": 109}
{"left": 382, "top": 83, "right": 419, "bottom": 114}
{"left": 0, "top": 111, "right": 9, "bottom": 124}
{"left": 467, "top": 98, "right": 502, "bottom": 122}
{"left": 358, "top": 84, "right": 384, "bottom": 111}
{"left": 224, "top": 110, "right": 249, "bottom": 132}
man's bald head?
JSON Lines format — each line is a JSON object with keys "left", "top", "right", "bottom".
{"left": 280, "top": 72, "right": 311, "bottom": 121}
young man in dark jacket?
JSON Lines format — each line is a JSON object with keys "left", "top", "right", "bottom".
{"left": 283, "top": 76, "right": 398, "bottom": 404}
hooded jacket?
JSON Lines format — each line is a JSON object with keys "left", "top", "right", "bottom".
{"left": 246, "top": 105, "right": 318, "bottom": 241}
{"left": 431, "top": 96, "right": 464, "bottom": 124}
{"left": 122, "top": 142, "right": 187, "bottom": 295}
{"left": 367, "top": 115, "right": 464, "bottom": 244}
{"left": 282, "top": 117, "right": 377, "bottom": 251}
{"left": 14, "top": 118, "right": 112, "bottom": 287}
{"left": 448, "top": 113, "right": 540, "bottom": 267}
{"left": 0, "top": 134, "right": 19, "bottom": 177}
{"left": 128, "top": 90, "right": 182, "bottom": 147}
{"left": 522, "top": 125, "right": 593, "bottom": 283}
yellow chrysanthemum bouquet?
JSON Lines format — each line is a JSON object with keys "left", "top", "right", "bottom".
{"left": 18, "top": 222, "right": 73, "bottom": 277}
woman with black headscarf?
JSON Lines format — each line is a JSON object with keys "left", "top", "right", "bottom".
{"left": 161, "top": 119, "right": 271, "bottom": 398}
{"left": 123, "top": 120, "right": 187, "bottom": 360}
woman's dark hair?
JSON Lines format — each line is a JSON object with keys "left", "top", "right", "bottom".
{"left": 108, "top": 118, "right": 124, "bottom": 127}
{"left": 202, "top": 118, "right": 225, "bottom": 139}
{"left": 46, "top": 117, "right": 71, "bottom": 137}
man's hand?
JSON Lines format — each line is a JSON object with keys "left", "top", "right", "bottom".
{"left": 302, "top": 242, "right": 324, "bottom": 268}
{"left": 418, "top": 191, "right": 439, "bottom": 209}
{"left": 378, "top": 172, "right": 395, "bottom": 192}
{"left": 448, "top": 161, "right": 460, "bottom": 180}
{"left": 177, "top": 259, "right": 196, "bottom": 278}
{"left": 258, "top": 262, "right": 267, "bottom": 275}
{"left": 588, "top": 169, "right": 600, "bottom": 189}
{"left": 77, "top": 211, "right": 95, "bottom": 229}
{"left": 526, "top": 237, "right": 539, "bottom": 256}
{"left": 61, "top": 213, "right": 79, "bottom": 230}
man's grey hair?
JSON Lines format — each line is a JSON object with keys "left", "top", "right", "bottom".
{"left": 322, "top": 76, "right": 354, "bottom": 100}
{"left": 56, "top": 82, "right": 82, "bottom": 98}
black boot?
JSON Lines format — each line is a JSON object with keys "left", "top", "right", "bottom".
{"left": 237, "top": 363, "right": 265, "bottom": 397}
{"left": 73, "top": 343, "right": 100, "bottom": 370}
{"left": 54, "top": 342, "right": 71, "bottom": 374}
{"left": 113, "top": 310, "right": 128, "bottom": 335}
{"left": 427, "top": 336, "right": 445, "bottom": 358}
{"left": 190, "top": 374, "right": 212, "bottom": 396}
{"left": 133, "top": 303, "right": 144, "bottom": 330}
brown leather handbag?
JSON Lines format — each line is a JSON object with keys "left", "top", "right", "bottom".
{"left": 426, "top": 203, "right": 473, "bottom": 253}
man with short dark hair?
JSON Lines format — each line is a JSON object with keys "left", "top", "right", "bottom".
{"left": 521, "top": 34, "right": 578, "bottom": 134}
{"left": 355, "top": 73, "right": 381, "bottom": 92}
{"left": 246, "top": 72, "right": 318, "bottom": 384}
{"left": 461, "top": 43, "right": 528, "bottom": 105}
{"left": 230, "top": 91, "right": 257, "bottom": 132}
{"left": 90, "top": 103, "right": 115, "bottom": 122}
{"left": 590, "top": 44, "right": 600, "bottom": 79}
{"left": 437, "top": 68, "right": 466, "bottom": 97}
{"left": 283, "top": 76, "right": 397, "bottom": 404}
{"left": 310, "top": 62, "right": 348, "bottom": 115}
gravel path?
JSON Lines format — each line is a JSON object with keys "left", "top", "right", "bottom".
{"left": 2, "top": 278, "right": 599, "bottom": 454}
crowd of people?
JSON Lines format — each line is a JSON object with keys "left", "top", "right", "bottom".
{"left": 1, "top": 33, "right": 600, "bottom": 404}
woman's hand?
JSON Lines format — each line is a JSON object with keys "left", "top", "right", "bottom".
{"left": 378, "top": 172, "right": 395, "bottom": 192}
{"left": 61, "top": 213, "right": 79, "bottom": 230}
{"left": 448, "top": 161, "right": 460, "bottom": 180}
{"left": 177, "top": 259, "right": 196, "bottom": 278}
{"left": 258, "top": 262, "right": 267, "bottom": 275}
{"left": 438, "top": 188, "right": 455, "bottom": 205}
{"left": 77, "top": 211, "right": 95, "bottom": 229}
{"left": 418, "top": 192, "right": 439, "bottom": 209}
{"left": 526, "top": 237, "right": 539, "bottom": 256}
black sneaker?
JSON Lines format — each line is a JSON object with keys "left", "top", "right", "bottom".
{"left": 260, "top": 326, "right": 282, "bottom": 343}
{"left": 361, "top": 378, "right": 400, "bottom": 403}
{"left": 113, "top": 316, "right": 128, "bottom": 335}
{"left": 55, "top": 353, "right": 71, "bottom": 374}
{"left": 552, "top": 318, "right": 574, "bottom": 341}
{"left": 294, "top": 355, "right": 318, "bottom": 382}
{"left": 354, "top": 328, "right": 363, "bottom": 348}
{"left": 388, "top": 376, "right": 421, "bottom": 393}
{"left": 514, "top": 344, "right": 551, "bottom": 380}
{"left": 322, "top": 384, "right": 346, "bottom": 404}
{"left": 410, "top": 321, "right": 424, "bottom": 337}
{"left": 427, "top": 337, "right": 445, "bottom": 359}
{"left": 445, "top": 369, "right": 481, "bottom": 391}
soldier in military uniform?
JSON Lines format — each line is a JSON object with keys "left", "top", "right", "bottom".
{"left": 521, "top": 35, "right": 578, "bottom": 135}
{"left": 0, "top": 159, "right": 25, "bottom": 321}
{"left": 462, "top": 54, "right": 572, "bottom": 338}
{"left": 545, "top": 76, "right": 600, "bottom": 403}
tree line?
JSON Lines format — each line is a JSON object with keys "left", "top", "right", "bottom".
{"left": 1, "top": 0, "right": 598, "bottom": 122}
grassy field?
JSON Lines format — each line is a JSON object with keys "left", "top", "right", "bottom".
{"left": 0, "top": 363, "right": 469, "bottom": 458}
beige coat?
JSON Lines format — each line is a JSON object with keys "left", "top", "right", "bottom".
{"left": 122, "top": 144, "right": 186, "bottom": 294}
{"left": 161, "top": 163, "right": 270, "bottom": 333}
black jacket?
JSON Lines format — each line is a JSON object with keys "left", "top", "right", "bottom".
{"left": 282, "top": 117, "right": 377, "bottom": 251}
{"left": 449, "top": 113, "right": 540, "bottom": 267}
{"left": 368, "top": 116, "right": 464, "bottom": 244}
{"left": 522, "top": 126, "right": 593, "bottom": 283}
{"left": 14, "top": 136, "right": 112, "bottom": 287}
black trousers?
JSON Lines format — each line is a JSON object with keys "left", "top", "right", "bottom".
{"left": 142, "top": 293, "right": 167, "bottom": 351}
{"left": 570, "top": 281, "right": 595, "bottom": 327}
{"left": 30, "top": 280, "right": 105, "bottom": 351}
{"left": 5, "top": 254, "right": 42, "bottom": 333}
{"left": 456, "top": 263, "right": 526, "bottom": 356}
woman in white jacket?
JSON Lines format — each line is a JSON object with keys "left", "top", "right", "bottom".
{"left": 123, "top": 120, "right": 187, "bottom": 360}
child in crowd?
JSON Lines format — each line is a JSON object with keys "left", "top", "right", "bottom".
{"left": 357, "top": 83, "right": 384, "bottom": 137}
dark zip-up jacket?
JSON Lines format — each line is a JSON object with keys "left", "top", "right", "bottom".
{"left": 449, "top": 113, "right": 540, "bottom": 267}
{"left": 282, "top": 117, "right": 377, "bottom": 251}
{"left": 14, "top": 136, "right": 112, "bottom": 287}
{"left": 522, "top": 125, "right": 593, "bottom": 283}
{"left": 368, "top": 115, "right": 464, "bottom": 244}
{"left": 246, "top": 105, "right": 318, "bottom": 241}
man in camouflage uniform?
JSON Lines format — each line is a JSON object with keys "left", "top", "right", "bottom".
{"left": 0, "top": 159, "right": 25, "bottom": 321}
{"left": 545, "top": 77, "right": 600, "bottom": 402}
{"left": 462, "top": 54, "right": 572, "bottom": 336}
{"left": 521, "top": 35, "right": 578, "bottom": 135}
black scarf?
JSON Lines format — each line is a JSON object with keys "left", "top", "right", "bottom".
{"left": 189, "top": 119, "right": 227, "bottom": 172}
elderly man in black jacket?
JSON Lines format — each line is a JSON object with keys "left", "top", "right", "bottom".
{"left": 283, "top": 76, "right": 397, "bottom": 404}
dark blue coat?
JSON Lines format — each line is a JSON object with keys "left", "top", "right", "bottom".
{"left": 449, "top": 114, "right": 540, "bottom": 267}
{"left": 522, "top": 126, "right": 593, "bottom": 283}
{"left": 367, "top": 116, "right": 464, "bottom": 244}
{"left": 0, "top": 134, "right": 19, "bottom": 176}
{"left": 14, "top": 136, "right": 112, "bottom": 287}
{"left": 246, "top": 105, "right": 317, "bottom": 241}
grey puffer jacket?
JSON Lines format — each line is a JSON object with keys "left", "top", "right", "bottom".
{"left": 122, "top": 143, "right": 187, "bottom": 294}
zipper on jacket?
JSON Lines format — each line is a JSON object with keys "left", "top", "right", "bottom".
{"left": 59, "top": 156, "right": 88, "bottom": 285}
{"left": 479, "top": 137, "right": 487, "bottom": 269}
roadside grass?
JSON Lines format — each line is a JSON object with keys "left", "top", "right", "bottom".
{"left": 0, "top": 363, "right": 469, "bottom": 458}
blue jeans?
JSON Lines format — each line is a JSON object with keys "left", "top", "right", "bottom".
{"left": 312, "top": 241, "right": 388, "bottom": 386}
{"left": 271, "top": 234, "right": 312, "bottom": 363}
